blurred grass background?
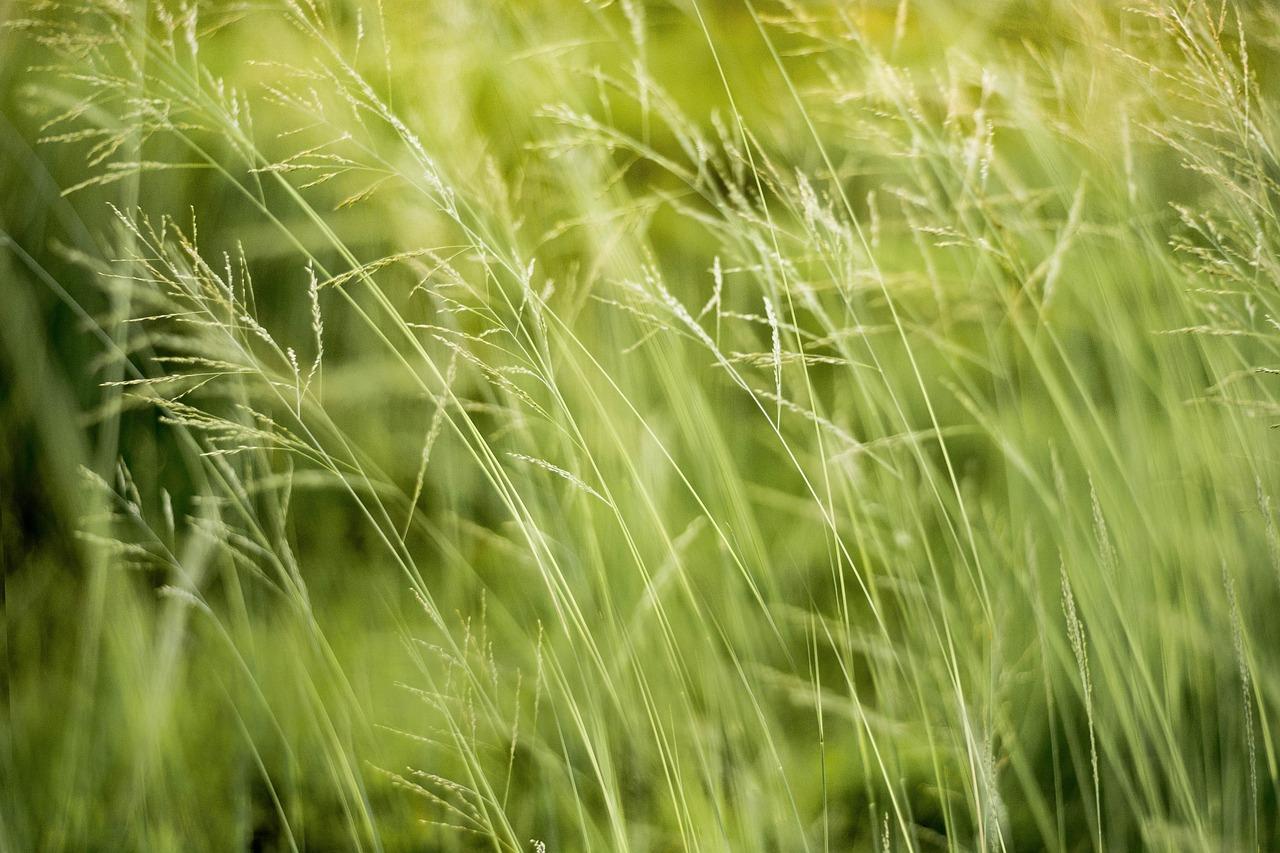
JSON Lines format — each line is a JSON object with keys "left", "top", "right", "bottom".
{"left": 3, "top": 0, "right": 1280, "bottom": 850}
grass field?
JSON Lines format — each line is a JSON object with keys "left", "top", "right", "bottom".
{"left": 3, "top": 0, "right": 1280, "bottom": 849}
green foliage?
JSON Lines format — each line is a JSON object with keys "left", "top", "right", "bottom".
{"left": 3, "top": 0, "right": 1280, "bottom": 849}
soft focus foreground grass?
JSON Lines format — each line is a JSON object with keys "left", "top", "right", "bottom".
{"left": 3, "top": 0, "right": 1280, "bottom": 850}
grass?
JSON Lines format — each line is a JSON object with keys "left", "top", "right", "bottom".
{"left": 2, "top": 0, "right": 1280, "bottom": 849}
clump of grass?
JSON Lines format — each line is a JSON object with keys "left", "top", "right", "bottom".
{"left": 3, "top": 0, "right": 1280, "bottom": 850}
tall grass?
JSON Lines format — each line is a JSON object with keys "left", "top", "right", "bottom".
{"left": 2, "top": 0, "right": 1279, "bottom": 849}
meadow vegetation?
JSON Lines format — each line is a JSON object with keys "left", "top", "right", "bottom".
{"left": 3, "top": 0, "right": 1280, "bottom": 849}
